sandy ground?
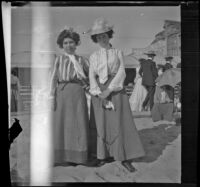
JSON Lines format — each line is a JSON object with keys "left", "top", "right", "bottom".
{"left": 51, "top": 117, "right": 181, "bottom": 183}
{"left": 10, "top": 110, "right": 181, "bottom": 184}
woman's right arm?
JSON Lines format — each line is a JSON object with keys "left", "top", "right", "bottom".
{"left": 49, "top": 56, "right": 59, "bottom": 96}
{"left": 89, "top": 54, "right": 101, "bottom": 96}
{"left": 139, "top": 64, "right": 143, "bottom": 77}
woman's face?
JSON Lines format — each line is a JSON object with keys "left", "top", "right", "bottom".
{"left": 96, "top": 32, "right": 110, "bottom": 47}
{"left": 63, "top": 37, "right": 76, "bottom": 54}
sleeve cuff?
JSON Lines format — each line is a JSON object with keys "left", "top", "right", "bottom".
{"left": 89, "top": 87, "right": 102, "bottom": 96}
{"left": 108, "top": 85, "right": 123, "bottom": 92}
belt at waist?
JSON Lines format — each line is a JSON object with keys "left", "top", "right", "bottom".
{"left": 57, "top": 79, "right": 82, "bottom": 84}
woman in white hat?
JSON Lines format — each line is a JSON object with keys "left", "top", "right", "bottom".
{"left": 49, "top": 27, "right": 90, "bottom": 166}
{"left": 87, "top": 18, "right": 145, "bottom": 172}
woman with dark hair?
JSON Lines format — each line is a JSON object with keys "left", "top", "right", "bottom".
{"left": 87, "top": 18, "right": 145, "bottom": 172}
{"left": 11, "top": 68, "right": 22, "bottom": 112}
{"left": 50, "top": 27, "right": 90, "bottom": 166}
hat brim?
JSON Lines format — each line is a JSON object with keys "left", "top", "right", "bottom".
{"left": 90, "top": 26, "right": 114, "bottom": 36}
{"left": 144, "top": 53, "right": 156, "bottom": 56}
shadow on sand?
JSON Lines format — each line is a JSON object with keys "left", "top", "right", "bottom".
{"left": 131, "top": 123, "right": 181, "bottom": 163}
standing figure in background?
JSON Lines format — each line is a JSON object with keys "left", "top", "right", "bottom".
{"left": 88, "top": 18, "right": 145, "bottom": 172}
{"left": 11, "top": 68, "right": 22, "bottom": 112}
{"left": 151, "top": 65, "right": 175, "bottom": 122}
{"left": 139, "top": 51, "right": 158, "bottom": 111}
{"left": 50, "top": 27, "right": 90, "bottom": 166}
{"left": 129, "top": 58, "right": 147, "bottom": 112}
{"left": 164, "top": 56, "right": 174, "bottom": 70}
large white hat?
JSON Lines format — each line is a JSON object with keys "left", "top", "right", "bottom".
{"left": 84, "top": 18, "right": 114, "bottom": 36}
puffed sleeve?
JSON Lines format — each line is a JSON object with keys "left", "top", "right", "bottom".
{"left": 107, "top": 50, "right": 126, "bottom": 92}
{"left": 81, "top": 56, "right": 89, "bottom": 77}
{"left": 49, "top": 56, "right": 59, "bottom": 96}
{"left": 79, "top": 56, "right": 90, "bottom": 89}
{"left": 89, "top": 54, "right": 102, "bottom": 96}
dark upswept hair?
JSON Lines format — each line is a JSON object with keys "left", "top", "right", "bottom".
{"left": 57, "top": 29, "right": 80, "bottom": 48}
{"left": 91, "top": 30, "right": 114, "bottom": 43}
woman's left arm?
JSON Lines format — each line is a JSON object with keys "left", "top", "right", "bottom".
{"left": 81, "top": 57, "right": 90, "bottom": 91}
{"left": 107, "top": 50, "right": 126, "bottom": 92}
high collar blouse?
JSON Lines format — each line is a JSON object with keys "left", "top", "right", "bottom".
{"left": 89, "top": 47, "right": 126, "bottom": 95}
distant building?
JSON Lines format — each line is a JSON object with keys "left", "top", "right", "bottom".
{"left": 11, "top": 51, "right": 56, "bottom": 87}
{"left": 131, "top": 20, "right": 181, "bottom": 58}
{"left": 164, "top": 20, "right": 181, "bottom": 57}
{"left": 150, "top": 30, "right": 167, "bottom": 56}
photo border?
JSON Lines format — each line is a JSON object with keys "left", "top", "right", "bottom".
{"left": 1, "top": 1, "right": 198, "bottom": 186}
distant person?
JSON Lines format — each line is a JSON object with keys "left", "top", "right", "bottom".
{"left": 139, "top": 51, "right": 158, "bottom": 111}
{"left": 129, "top": 58, "right": 147, "bottom": 112}
{"left": 151, "top": 66, "right": 174, "bottom": 122}
{"left": 164, "top": 56, "right": 173, "bottom": 70}
{"left": 11, "top": 68, "right": 22, "bottom": 112}
{"left": 49, "top": 27, "right": 90, "bottom": 166}
{"left": 88, "top": 18, "right": 145, "bottom": 172}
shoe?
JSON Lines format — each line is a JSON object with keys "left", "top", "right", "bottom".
{"left": 86, "top": 159, "right": 100, "bottom": 167}
{"left": 54, "top": 162, "right": 73, "bottom": 167}
{"left": 97, "top": 160, "right": 107, "bottom": 167}
{"left": 67, "top": 162, "right": 78, "bottom": 166}
{"left": 121, "top": 161, "right": 136, "bottom": 172}
{"left": 54, "top": 163, "right": 61, "bottom": 167}
{"left": 106, "top": 157, "right": 115, "bottom": 163}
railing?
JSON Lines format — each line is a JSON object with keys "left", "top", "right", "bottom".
{"left": 15, "top": 85, "right": 134, "bottom": 114}
{"left": 20, "top": 86, "right": 31, "bottom": 111}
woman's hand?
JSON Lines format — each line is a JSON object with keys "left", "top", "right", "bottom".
{"left": 98, "top": 88, "right": 112, "bottom": 99}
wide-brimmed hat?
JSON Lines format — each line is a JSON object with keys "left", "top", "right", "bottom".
{"left": 144, "top": 51, "right": 156, "bottom": 57}
{"left": 83, "top": 18, "right": 114, "bottom": 36}
{"left": 165, "top": 56, "right": 173, "bottom": 61}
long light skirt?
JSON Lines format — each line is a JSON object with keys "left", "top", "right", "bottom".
{"left": 91, "top": 78, "right": 145, "bottom": 161}
{"left": 129, "top": 78, "right": 147, "bottom": 112}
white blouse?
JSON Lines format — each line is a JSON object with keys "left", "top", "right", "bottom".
{"left": 89, "top": 47, "right": 126, "bottom": 95}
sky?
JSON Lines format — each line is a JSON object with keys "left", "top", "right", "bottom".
{"left": 11, "top": 5, "right": 180, "bottom": 56}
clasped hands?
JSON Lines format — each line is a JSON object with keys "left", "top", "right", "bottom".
{"left": 98, "top": 88, "right": 112, "bottom": 99}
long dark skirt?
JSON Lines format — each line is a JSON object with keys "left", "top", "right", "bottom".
{"left": 11, "top": 84, "right": 22, "bottom": 112}
{"left": 91, "top": 78, "right": 145, "bottom": 161}
{"left": 53, "top": 82, "right": 89, "bottom": 164}
{"left": 11, "top": 89, "right": 18, "bottom": 112}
